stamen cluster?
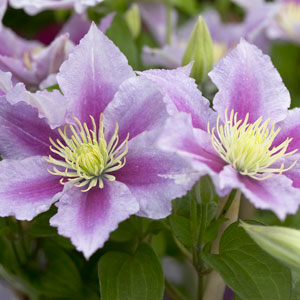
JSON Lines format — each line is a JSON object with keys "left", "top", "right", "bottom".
{"left": 208, "top": 109, "right": 297, "bottom": 180}
{"left": 46, "top": 114, "right": 129, "bottom": 192}
{"left": 278, "top": 3, "right": 300, "bottom": 38}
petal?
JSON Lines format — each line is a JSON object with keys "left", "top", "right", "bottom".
{"left": 33, "top": 33, "right": 69, "bottom": 82}
{"left": 57, "top": 23, "right": 135, "bottom": 125}
{"left": 0, "top": 70, "right": 12, "bottom": 95}
{"left": 138, "top": 2, "right": 177, "bottom": 46}
{"left": 0, "top": 0, "right": 7, "bottom": 29}
{"left": 9, "top": 0, "right": 75, "bottom": 15}
{"left": 0, "top": 26, "right": 40, "bottom": 58}
{"left": 103, "top": 76, "right": 168, "bottom": 142}
{"left": 274, "top": 108, "right": 300, "bottom": 154}
{"left": 50, "top": 181, "right": 139, "bottom": 259}
{"left": 210, "top": 39, "right": 290, "bottom": 123}
{"left": 138, "top": 67, "right": 216, "bottom": 130}
{"left": 0, "top": 156, "right": 62, "bottom": 220}
{"left": 116, "top": 128, "right": 199, "bottom": 219}
{"left": 217, "top": 165, "right": 300, "bottom": 220}
{"left": 141, "top": 44, "right": 184, "bottom": 69}
{"left": 157, "top": 113, "right": 225, "bottom": 175}
{"left": 0, "top": 97, "right": 58, "bottom": 159}
{"left": 59, "top": 14, "right": 91, "bottom": 45}
{"left": 6, "top": 85, "right": 68, "bottom": 129}
{"left": 99, "top": 12, "right": 116, "bottom": 33}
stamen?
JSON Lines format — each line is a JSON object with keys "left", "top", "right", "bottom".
{"left": 208, "top": 109, "right": 297, "bottom": 180}
{"left": 45, "top": 114, "right": 129, "bottom": 191}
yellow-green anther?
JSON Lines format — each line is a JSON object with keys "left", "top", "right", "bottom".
{"left": 125, "top": 4, "right": 141, "bottom": 39}
{"left": 241, "top": 221, "right": 300, "bottom": 270}
{"left": 181, "top": 16, "right": 214, "bottom": 84}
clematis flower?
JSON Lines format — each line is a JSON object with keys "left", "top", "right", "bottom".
{"left": 9, "top": 0, "right": 103, "bottom": 15}
{"left": 0, "top": 26, "right": 71, "bottom": 88}
{"left": 267, "top": 0, "right": 300, "bottom": 44}
{"left": 153, "top": 39, "right": 300, "bottom": 220}
{"left": 140, "top": 2, "right": 277, "bottom": 69}
{"left": 0, "top": 24, "right": 195, "bottom": 258}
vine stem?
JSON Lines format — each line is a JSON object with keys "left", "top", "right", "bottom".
{"left": 165, "top": 0, "right": 172, "bottom": 45}
{"left": 165, "top": 279, "right": 187, "bottom": 300}
{"left": 202, "top": 190, "right": 241, "bottom": 300}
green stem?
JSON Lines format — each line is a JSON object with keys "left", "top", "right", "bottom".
{"left": 172, "top": 234, "right": 193, "bottom": 261}
{"left": 165, "top": 0, "right": 172, "bottom": 44}
{"left": 165, "top": 280, "right": 187, "bottom": 300}
{"left": 203, "top": 190, "right": 241, "bottom": 300}
{"left": 17, "top": 221, "right": 28, "bottom": 259}
{"left": 217, "top": 189, "right": 237, "bottom": 219}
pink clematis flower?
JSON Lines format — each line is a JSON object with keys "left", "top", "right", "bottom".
{"left": 0, "top": 24, "right": 195, "bottom": 258}
{"left": 0, "top": 26, "right": 71, "bottom": 88}
{"left": 140, "top": 1, "right": 278, "bottom": 69}
{"left": 150, "top": 39, "right": 300, "bottom": 220}
{"left": 267, "top": 0, "right": 300, "bottom": 44}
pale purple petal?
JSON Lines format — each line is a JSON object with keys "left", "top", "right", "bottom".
{"left": 142, "top": 43, "right": 184, "bottom": 69}
{"left": 138, "top": 2, "right": 177, "bottom": 46}
{"left": 157, "top": 113, "right": 225, "bottom": 175}
{"left": 117, "top": 128, "right": 199, "bottom": 219}
{"left": 57, "top": 23, "right": 135, "bottom": 125}
{"left": 0, "top": 70, "right": 12, "bottom": 95}
{"left": 33, "top": 33, "right": 69, "bottom": 83}
{"left": 283, "top": 155, "right": 300, "bottom": 189}
{"left": 59, "top": 14, "right": 91, "bottom": 45}
{"left": 5, "top": 83, "right": 68, "bottom": 129}
{"left": 217, "top": 165, "right": 300, "bottom": 220}
{"left": 210, "top": 40, "right": 290, "bottom": 124}
{"left": 99, "top": 12, "right": 116, "bottom": 33}
{"left": 201, "top": 10, "right": 244, "bottom": 47}
{"left": 50, "top": 181, "right": 139, "bottom": 259}
{"left": 0, "top": 156, "right": 62, "bottom": 220}
{"left": 0, "top": 26, "right": 40, "bottom": 58}
{"left": 139, "top": 67, "right": 216, "bottom": 130}
{"left": 0, "top": 0, "right": 7, "bottom": 29}
{"left": 274, "top": 108, "right": 300, "bottom": 154}
{"left": 0, "top": 97, "right": 58, "bottom": 159}
{"left": 0, "top": 56, "right": 37, "bottom": 86}
{"left": 103, "top": 76, "right": 167, "bottom": 142}
{"left": 9, "top": 0, "right": 103, "bottom": 15}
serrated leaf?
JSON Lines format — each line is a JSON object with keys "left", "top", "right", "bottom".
{"left": 169, "top": 215, "right": 192, "bottom": 248}
{"left": 98, "top": 243, "right": 164, "bottom": 300}
{"left": 202, "top": 222, "right": 292, "bottom": 300}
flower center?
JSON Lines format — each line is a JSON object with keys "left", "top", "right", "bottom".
{"left": 278, "top": 3, "right": 300, "bottom": 38}
{"left": 208, "top": 109, "right": 297, "bottom": 180}
{"left": 45, "top": 114, "right": 129, "bottom": 192}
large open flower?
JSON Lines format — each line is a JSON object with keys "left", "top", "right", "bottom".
{"left": 153, "top": 39, "right": 300, "bottom": 220}
{"left": 0, "top": 24, "right": 194, "bottom": 258}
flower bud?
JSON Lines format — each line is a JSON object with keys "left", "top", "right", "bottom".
{"left": 182, "top": 16, "right": 213, "bottom": 84}
{"left": 240, "top": 221, "right": 300, "bottom": 270}
{"left": 125, "top": 4, "right": 141, "bottom": 39}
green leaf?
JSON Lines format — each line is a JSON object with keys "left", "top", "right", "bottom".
{"left": 37, "top": 242, "right": 82, "bottom": 297}
{"left": 29, "top": 207, "right": 57, "bottom": 237}
{"left": 202, "top": 222, "right": 292, "bottom": 300}
{"left": 106, "top": 13, "right": 139, "bottom": 69}
{"left": 169, "top": 215, "right": 192, "bottom": 248}
{"left": 98, "top": 243, "right": 164, "bottom": 300}
{"left": 110, "top": 218, "right": 136, "bottom": 242}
